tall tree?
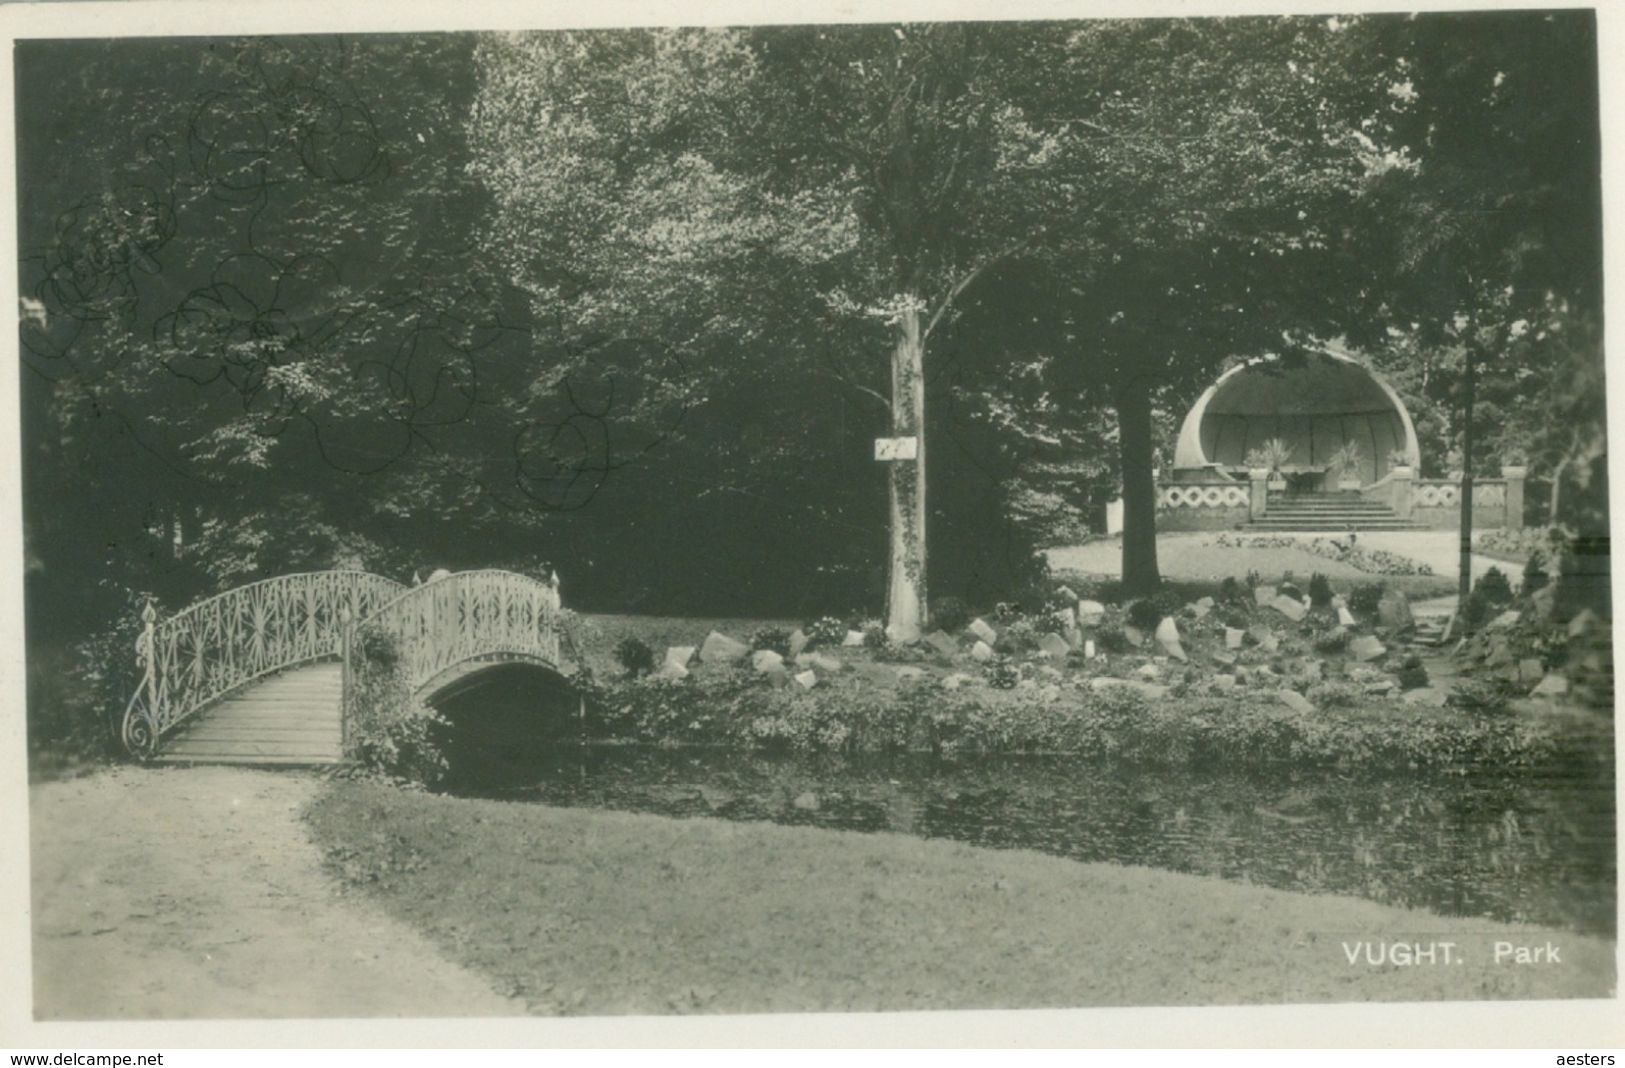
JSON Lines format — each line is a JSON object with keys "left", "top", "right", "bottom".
{"left": 17, "top": 35, "right": 559, "bottom": 628}
{"left": 470, "top": 25, "right": 1059, "bottom": 636}
{"left": 957, "top": 18, "right": 1379, "bottom": 594}
{"left": 1349, "top": 10, "right": 1603, "bottom": 599}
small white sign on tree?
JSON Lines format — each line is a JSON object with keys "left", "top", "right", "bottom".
{"left": 873, "top": 436, "right": 919, "bottom": 462}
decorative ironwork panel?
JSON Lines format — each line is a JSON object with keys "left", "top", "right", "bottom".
{"left": 121, "top": 571, "right": 407, "bottom": 755}
{"left": 352, "top": 570, "right": 563, "bottom": 695}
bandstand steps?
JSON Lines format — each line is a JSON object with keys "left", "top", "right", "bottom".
{"left": 1245, "top": 493, "right": 1423, "bottom": 532}
{"left": 154, "top": 663, "right": 345, "bottom": 766}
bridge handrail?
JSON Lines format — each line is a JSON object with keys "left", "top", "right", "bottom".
{"left": 351, "top": 569, "right": 563, "bottom": 694}
{"left": 121, "top": 570, "right": 408, "bottom": 755}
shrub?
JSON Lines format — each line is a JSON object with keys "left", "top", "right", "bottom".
{"left": 1349, "top": 582, "right": 1386, "bottom": 618}
{"left": 1449, "top": 678, "right": 1514, "bottom": 715}
{"left": 1396, "top": 655, "right": 1430, "bottom": 691}
{"left": 993, "top": 618, "right": 1040, "bottom": 655}
{"left": 993, "top": 601, "right": 1025, "bottom": 623}
{"left": 1461, "top": 589, "right": 1495, "bottom": 631}
{"left": 861, "top": 623, "right": 889, "bottom": 650}
{"left": 1126, "top": 599, "right": 1164, "bottom": 632}
{"left": 1307, "top": 681, "right": 1363, "bottom": 709}
{"left": 1308, "top": 573, "right": 1334, "bottom": 607}
{"left": 1095, "top": 626, "right": 1133, "bottom": 654}
{"left": 931, "top": 596, "right": 971, "bottom": 634}
{"left": 804, "top": 616, "right": 848, "bottom": 648}
{"left": 983, "top": 656, "right": 1020, "bottom": 690}
{"left": 1311, "top": 626, "right": 1349, "bottom": 655}
{"left": 613, "top": 637, "right": 657, "bottom": 678}
{"left": 348, "top": 628, "right": 447, "bottom": 786}
{"left": 1219, "top": 576, "right": 1243, "bottom": 604}
{"left": 1522, "top": 549, "right": 1551, "bottom": 595}
{"left": 750, "top": 627, "right": 792, "bottom": 658}
{"left": 1475, "top": 567, "right": 1515, "bottom": 607}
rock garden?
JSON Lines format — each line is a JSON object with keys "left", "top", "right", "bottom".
{"left": 577, "top": 561, "right": 1613, "bottom": 773}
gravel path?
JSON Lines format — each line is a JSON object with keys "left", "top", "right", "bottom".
{"left": 29, "top": 765, "right": 520, "bottom": 1020}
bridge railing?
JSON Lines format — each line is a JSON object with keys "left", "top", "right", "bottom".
{"left": 121, "top": 570, "right": 408, "bottom": 756}
{"left": 351, "top": 569, "right": 563, "bottom": 696}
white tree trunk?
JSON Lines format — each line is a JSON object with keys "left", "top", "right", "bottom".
{"left": 886, "top": 303, "right": 928, "bottom": 641}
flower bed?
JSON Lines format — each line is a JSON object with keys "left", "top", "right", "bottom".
{"left": 1213, "top": 533, "right": 1434, "bottom": 576}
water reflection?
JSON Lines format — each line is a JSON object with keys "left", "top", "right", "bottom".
{"left": 441, "top": 744, "right": 1616, "bottom": 937}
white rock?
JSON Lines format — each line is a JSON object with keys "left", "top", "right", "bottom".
{"left": 1037, "top": 632, "right": 1072, "bottom": 659}
{"left": 1567, "top": 608, "right": 1598, "bottom": 638}
{"left": 841, "top": 629, "right": 866, "bottom": 647}
{"left": 787, "top": 629, "right": 810, "bottom": 657}
{"left": 1337, "top": 606, "right": 1357, "bottom": 627}
{"left": 751, "top": 649, "right": 785, "bottom": 673}
{"left": 1277, "top": 690, "right": 1315, "bottom": 713}
{"left": 1531, "top": 674, "right": 1570, "bottom": 697}
{"left": 1349, "top": 635, "right": 1386, "bottom": 662}
{"left": 798, "top": 652, "right": 845, "bottom": 675}
{"left": 793, "top": 670, "right": 818, "bottom": 690}
{"left": 1076, "top": 600, "right": 1106, "bottom": 626}
{"left": 970, "top": 640, "right": 994, "bottom": 662}
{"left": 968, "top": 618, "right": 998, "bottom": 644}
{"left": 1083, "top": 639, "right": 1097, "bottom": 660}
{"left": 699, "top": 631, "right": 749, "bottom": 663}
{"left": 1401, "top": 687, "right": 1448, "bottom": 707}
{"left": 1087, "top": 676, "right": 1168, "bottom": 700}
{"left": 1255, "top": 585, "right": 1278, "bottom": 606}
{"left": 1153, "top": 617, "right": 1187, "bottom": 661}
{"left": 665, "top": 645, "right": 696, "bottom": 670}
{"left": 1271, "top": 595, "right": 1307, "bottom": 622}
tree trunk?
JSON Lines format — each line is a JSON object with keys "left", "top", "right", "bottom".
{"left": 1114, "top": 373, "right": 1161, "bottom": 597}
{"left": 885, "top": 303, "right": 928, "bottom": 640}
{"left": 1549, "top": 453, "right": 1569, "bottom": 526}
{"left": 1458, "top": 346, "right": 1476, "bottom": 606}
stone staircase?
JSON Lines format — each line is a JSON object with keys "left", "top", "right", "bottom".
{"left": 153, "top": 662, "right": 345, "bottom": 766}
{"left": 1246, "top": 491, "right": 1423, "bottom": 532}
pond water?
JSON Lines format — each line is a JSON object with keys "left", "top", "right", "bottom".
{"left": 439, "top": 741, "right": 1616, "bottom": 938}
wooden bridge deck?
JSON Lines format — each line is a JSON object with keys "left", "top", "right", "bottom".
{"left": 154, "top": 663, "right": 344, "bottom": 766}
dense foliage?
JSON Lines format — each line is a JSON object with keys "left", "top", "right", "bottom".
{"left": 15, "top": 15, "right": 1606, "bottom": 755}
{"left": 585, "top": 669, "right": 1610, "bottom": 773}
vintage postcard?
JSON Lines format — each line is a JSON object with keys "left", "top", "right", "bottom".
{"left": 1, "top": 0, "right": 1619, "bottom": 1050}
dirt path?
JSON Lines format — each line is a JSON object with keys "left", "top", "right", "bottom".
{"left": 29, "top": 765, "right": 521, "bottom": 1020}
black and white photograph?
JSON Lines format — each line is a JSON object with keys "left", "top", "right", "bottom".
{"left": 3, "top": 0, "right": 1618, "bottom": 1047}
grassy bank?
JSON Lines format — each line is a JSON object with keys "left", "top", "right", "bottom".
{"left": 305, "top": 780, "right": 1615, "bottom": 1015}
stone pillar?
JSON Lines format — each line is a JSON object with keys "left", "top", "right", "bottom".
{"left": 1391, "top": 466, "right": 1413, "bottom": 520}
{"left": 1248, "top": 469, "right": 1269, "bottom": 520}
{"left": 1502, "top": 466, "right": 1526, "bottom": 531}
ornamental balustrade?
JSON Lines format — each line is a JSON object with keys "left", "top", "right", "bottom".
{"left": 1415, "top": 480, "right": 1506, "bottom": 508}
{"left": 121, "top": 568, "right": 564, "bottom": 757}
{"left": 353, "top": 569, "right": 562, "bottom": 695}
{"left": 1158, "top": 483, "right": 1250, "bottom": 510}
